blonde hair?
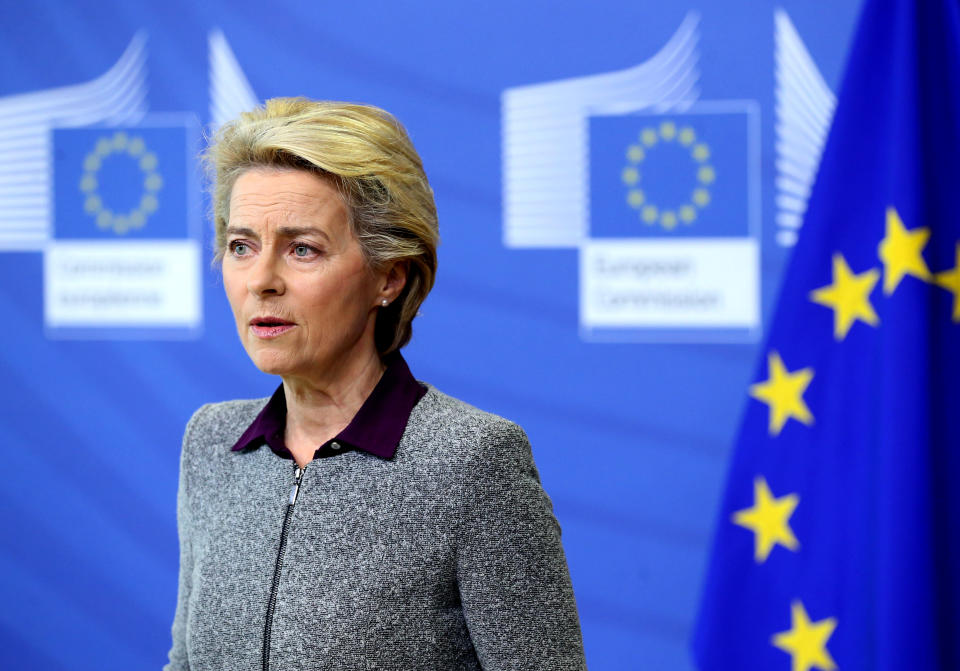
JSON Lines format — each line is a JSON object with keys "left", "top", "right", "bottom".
{"left": 205, "top": 97, "right": 439, "bottom": 354}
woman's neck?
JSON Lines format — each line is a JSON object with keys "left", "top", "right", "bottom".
{"left": 281, "top": 350, "right": 385, "bottom": 467}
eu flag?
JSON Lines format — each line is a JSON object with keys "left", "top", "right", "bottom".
{"left": 694, "top": 0, "right": 960, "bottom": 669}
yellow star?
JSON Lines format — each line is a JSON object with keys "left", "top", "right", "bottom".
{"left": 809, "top": 253, "right": 880, "bottom": 340}
{"left": 934, "top": 242, "right": 960, "bottom": 322}
{"left": 732, "top": 476, "right": 799, "bottom": 562}
{"left": 878, "top": 206, "right": 931, "bottom": 294}
{"left": 772, "top": 600, "right": 838, "bottom": 671}
{"left": 749, "top": 351, "right": 814, "bottom": 436}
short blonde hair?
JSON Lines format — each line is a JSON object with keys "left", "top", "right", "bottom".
{"left": 205, "top": 97, "right": 439, "bottom": 354}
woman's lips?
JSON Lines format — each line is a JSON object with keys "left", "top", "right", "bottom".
{"left": 249, "top": 320, "right": 296, "bottom": 338}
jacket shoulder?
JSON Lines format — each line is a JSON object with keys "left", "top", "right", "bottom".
{"left": 182, "top": 397, "right": 268, "bottom": 455}
{"left": 404, "top": 385, "right": 531, "bottom": 464}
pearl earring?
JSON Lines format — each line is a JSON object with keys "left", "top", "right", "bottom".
{"left": 381, "top": 298, "right": 389, "bottom": 307}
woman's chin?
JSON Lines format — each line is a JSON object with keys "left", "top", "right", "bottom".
{"left": 248, "top": 351, "right": 297, "bottom": 377}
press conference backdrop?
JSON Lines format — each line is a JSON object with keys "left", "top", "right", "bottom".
{"left": 0, "top": 1, "right": 861, "bottom": 668}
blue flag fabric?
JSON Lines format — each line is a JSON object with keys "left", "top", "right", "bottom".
{"left": 693, "top": 1, "right": 960, "bottom": 670}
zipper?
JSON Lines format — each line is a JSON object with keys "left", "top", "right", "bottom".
{"left": 262, "top": 463, "right": 305, "bottom": 671}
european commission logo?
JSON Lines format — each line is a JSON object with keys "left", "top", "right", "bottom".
{"left": 0, "top": 29, "right": 260, "bottom": 339}
{"left": 45, "top": 123, "right": 201, "bottom": 335}
{"left": 580, "top": 106, "right": 759, "bottom": 341}
{"left": 502, "top": 10, "right": 834, "bottom": 343}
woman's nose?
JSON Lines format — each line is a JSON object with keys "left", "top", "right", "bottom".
{"left": 246, "top": 254, "right": 285, "bottom": 296}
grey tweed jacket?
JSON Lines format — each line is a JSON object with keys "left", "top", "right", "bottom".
{"left": 164, "top": 385, "right": 587, "bottom": 670}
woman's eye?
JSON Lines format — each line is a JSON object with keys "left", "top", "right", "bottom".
{"left": 293, "top": 244, "right": 316, "bottom": 258}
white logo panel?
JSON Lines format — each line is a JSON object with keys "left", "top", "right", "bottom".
{"left": 580, "top": 238, "right": 758, "bottom": 329}
{"left": 44, "top": 241, "right": 201, "bottom": 328}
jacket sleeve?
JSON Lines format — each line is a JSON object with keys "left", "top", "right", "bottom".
{"left": 455, "top": 420, "right": 587, "bottom": 670}
{"left": 163, "top": 405, "right": 209, "bottom": 671}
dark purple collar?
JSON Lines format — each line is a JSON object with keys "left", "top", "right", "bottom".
{"left": 230, "top": 352, "right": 426, "bottom": 461}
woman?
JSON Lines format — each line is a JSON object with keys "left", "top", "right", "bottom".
{"left": 165, "top": 98, "right": 586, "bottom": 670}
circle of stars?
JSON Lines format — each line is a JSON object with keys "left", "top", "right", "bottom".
{"left": 80, "top": 131, "right": 163, "bottom": 235}
{"left": 620, "top": 120, "right": 714, "bottom": 231}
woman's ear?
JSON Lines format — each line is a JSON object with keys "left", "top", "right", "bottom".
{"left": 380, "top": 260, "right": 409, "bottom": 303}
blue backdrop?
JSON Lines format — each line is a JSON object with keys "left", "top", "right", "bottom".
{"left": 0, "top": 1, "right": 862, "bottom": 668}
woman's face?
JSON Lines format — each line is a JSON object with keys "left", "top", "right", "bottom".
{"left": 222, "top": 168, "right": 389, "bottom": 382}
